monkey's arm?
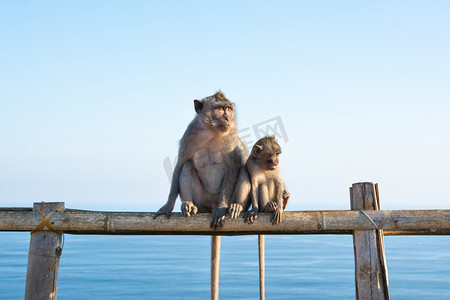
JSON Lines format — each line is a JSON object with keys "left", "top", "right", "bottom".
{"left": 153, "top": 162, "right": 183, "bottom": 219}
{"left": 211, "top": 167, "right": 239, "bottom": 227}
{"left": 244, "top": 181, "right": 259, "bottom": 224}
{"left": 230, "top": 166, "right": 251, "bottom": 219}
{"left": 211, "top": 147, "right": 245, "bottom": 228}
{"left": 271, "top": 180, "right": 284, "bottom": 225}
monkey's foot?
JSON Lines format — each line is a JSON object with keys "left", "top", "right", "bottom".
{"left": 211, "top": 207, "right": 227, "bottom": 228}
{"left": 153, "top": 203, "right": 174, "bottom": 219}
{"left": 229, "top": 203, "right": 243, "bottom": 219}
{"left": 181, "top": 201, "right": 198, "bottom": 217}
{"left": 263, "top": 202, "right": 278, "bottom": 213}
{"left": 271, "top": 209, "right": 283, "bottom": 225}
{"left": 244, "top": 209, "right": 258, "bottom": 224}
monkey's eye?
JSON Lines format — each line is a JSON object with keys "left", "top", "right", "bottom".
{"left": 225, "top": 106, "right": 233, "bottom": 112}
{"left": 215, "top": 107, "right": 224, "bottom": 113}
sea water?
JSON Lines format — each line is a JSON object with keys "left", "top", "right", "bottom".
{"left": 1, "top": 233, "right": 449, "bottom": 299}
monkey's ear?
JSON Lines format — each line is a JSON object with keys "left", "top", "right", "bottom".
{"left": 251, "top": 144, "right": 263, "bottom": 158}
{"left": 194, "top": 100, "right": 203, "bottom": 114}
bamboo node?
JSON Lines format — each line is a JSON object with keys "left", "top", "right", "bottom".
{"left": 378, "top": 210, "right": 393, "bottom": 229}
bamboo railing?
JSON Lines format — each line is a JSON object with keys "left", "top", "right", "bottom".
{"left": 1, "top": 208, "right": 449, "bottom": 235}
{"left": 1, "top": 182, "right": 449, "bottom": 300}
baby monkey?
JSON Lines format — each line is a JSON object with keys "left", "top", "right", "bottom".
{"left": 230, "top": 136, "right": 289, "bottom": 225}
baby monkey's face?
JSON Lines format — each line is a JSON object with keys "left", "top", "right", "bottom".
{"left": 258, "top": 148, "right": 280, "bottom": 171}
{"left": 251, "top": 136, "right": 282, "bottom": 171}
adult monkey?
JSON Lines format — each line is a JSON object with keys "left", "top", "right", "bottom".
{"left": 154, "top": 91, "right": 247, "bottom": 299}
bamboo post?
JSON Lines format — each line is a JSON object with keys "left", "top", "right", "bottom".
{"left": 258, "top": 234, "right": 265, "bottom": 300}
{"left": 25, "top": 202, "right": 65, "bottom": 300}
{"left": 211, "top": 235, "right": 221, "bottom": 300}
{"left": 350, "top": 183, "right": 389, "bottom": 300}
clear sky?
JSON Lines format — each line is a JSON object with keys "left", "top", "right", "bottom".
{"left": 1, "top": 1, "right": 449, "bottom": 211}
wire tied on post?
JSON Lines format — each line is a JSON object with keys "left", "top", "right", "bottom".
{"left": 49, "top": 243, "right": 64, "bottom": 271}
{"left": 31, "top": 202, "right": 65, "bottom": 234}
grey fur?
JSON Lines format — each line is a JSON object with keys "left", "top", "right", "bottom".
{"left": 230, "top": 137, "right": 289, "bottom": 225}
{"left": 154, "top": 91, "right": 247, "bottom": 228}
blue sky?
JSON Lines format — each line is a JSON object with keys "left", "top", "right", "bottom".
{"left": 1, "top": 1, "right": 449, "bottom": 211}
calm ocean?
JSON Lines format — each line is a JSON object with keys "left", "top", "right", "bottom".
{"left": 1, "top": 233, "right": 449, "bottom": 299}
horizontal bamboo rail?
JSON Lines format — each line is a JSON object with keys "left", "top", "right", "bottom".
{"left": 1, "top": 207, "right": 450, "bottom": 235}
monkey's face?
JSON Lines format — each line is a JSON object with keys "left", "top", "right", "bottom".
{"left": 194, "top": 93, "right": 236, "bottom": 133}
{"left": 210, "top": 104, "right": 235, "bottom": 132}
{"left": 252, "top": 138, "right": 282, "bottom": 171}
{"left": 259, "top": 149, "right": 280, "bottom": 171}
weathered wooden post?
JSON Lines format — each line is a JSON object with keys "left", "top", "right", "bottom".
{"left": 211, "top": 235, "right": 221, "bottom": 300}
{"left": 350, "top": 183, "right": 389, "bottom": 300}
{"left": 25, "top": 202, "right": 65, "bottom": 300}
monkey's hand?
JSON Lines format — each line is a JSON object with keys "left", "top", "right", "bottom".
{"left": 153, "top": 203, "right": 174, "bottom": 219}
{"left": 229, "top": 203, "right": 243, "bottom": 219}
{"left": 181, "top": 201, "right": 198, "bottom": 217}
{"left": 263, "top": 202, "right": 278, "bottom": 213}
{"left": 271, "top": 208, "right": 283, "bottom": 225}
{"left": 244, "top": 208, "right": 258, "bottom": 224}
{"left": 211, "top": 207, "right": 227, "bottom": 228}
